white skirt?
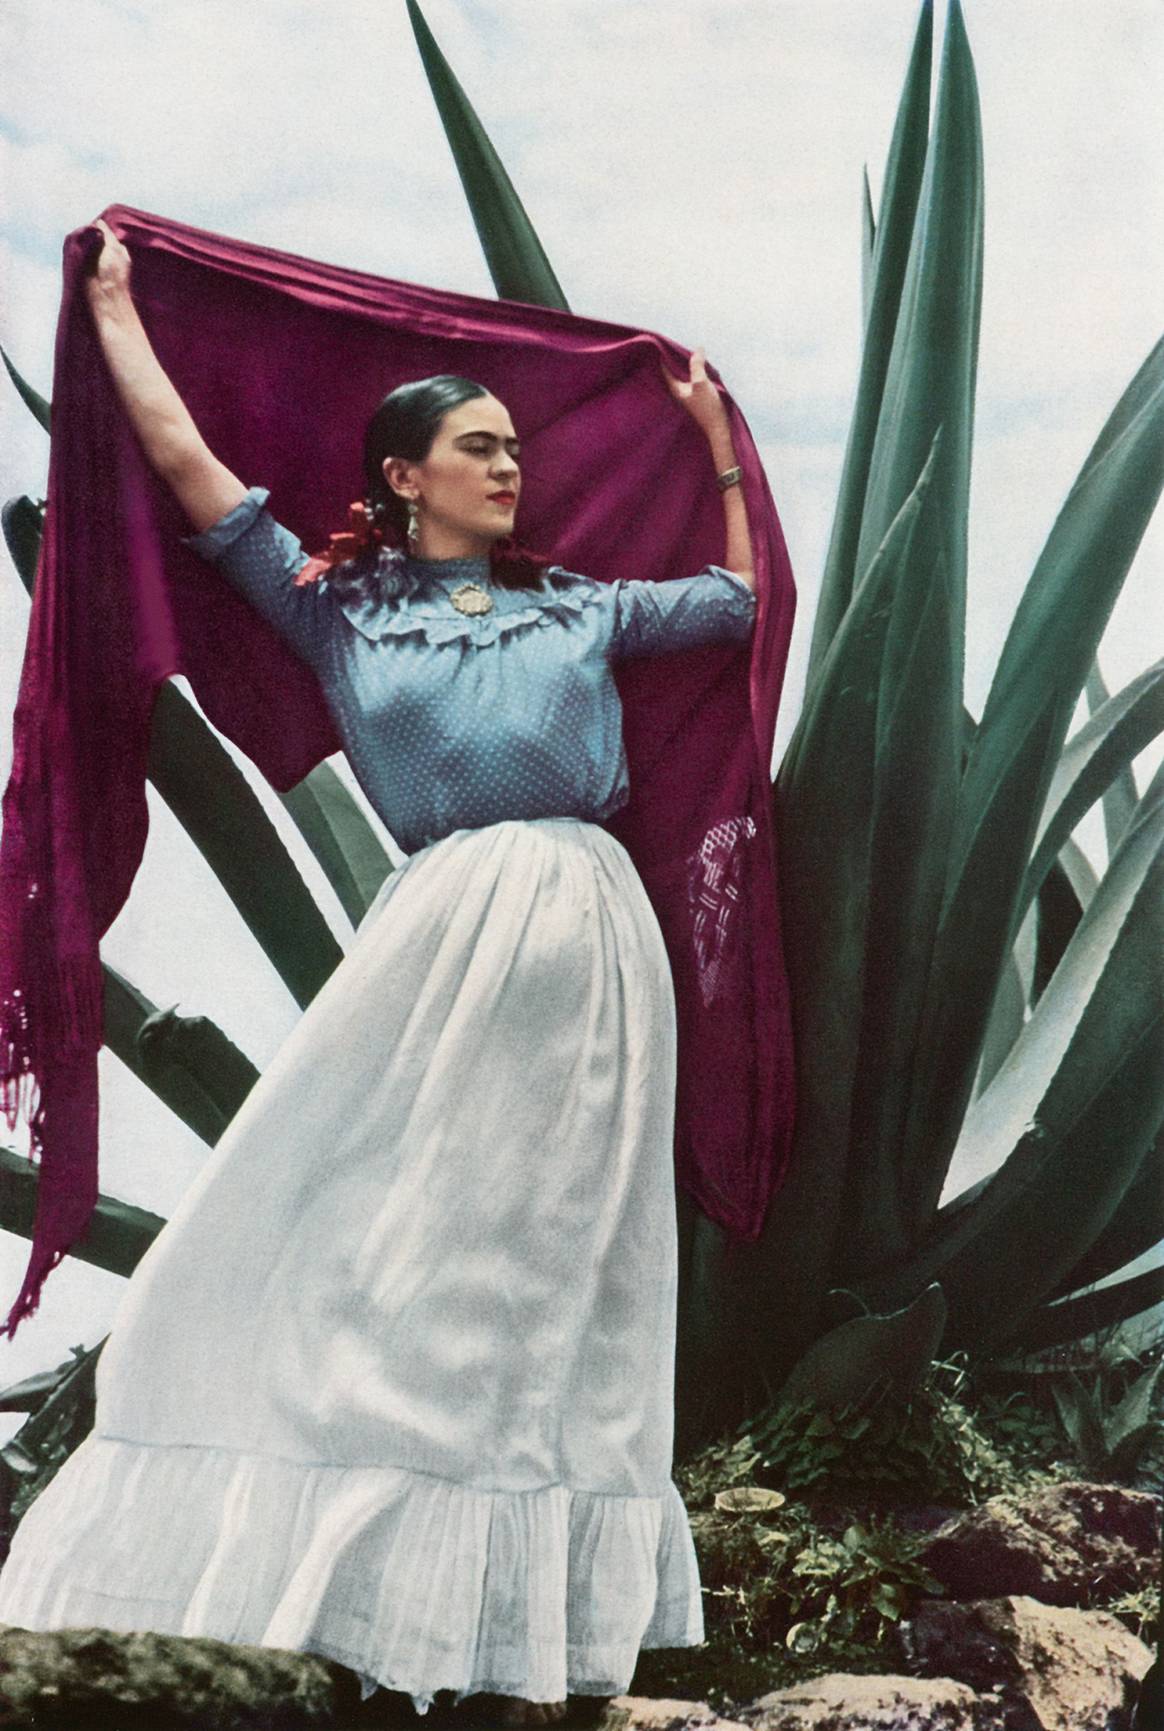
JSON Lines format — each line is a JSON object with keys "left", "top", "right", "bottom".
{"left": 0, "top": 816, "right": 704, "bottom": 1714}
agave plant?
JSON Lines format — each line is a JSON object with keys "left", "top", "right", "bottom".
{"left": 396, "top": 0, "right": 1164, "bottom": 1445}
{"left": 1, "top": 0, "right": 1162, "bottom": 1476}
{"left": 704, "top": 3, "right": 1161, "bottom": 1440}
{"left": 1048, "top": 1349, "right": 1164, "bottom": 1486}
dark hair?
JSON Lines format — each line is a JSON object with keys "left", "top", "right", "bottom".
{"left": 362, "top": 374, "right": 554, "bottom": 591}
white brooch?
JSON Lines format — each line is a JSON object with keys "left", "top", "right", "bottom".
{"left": 449, "top": 582, "right": 494, "bottom": 616}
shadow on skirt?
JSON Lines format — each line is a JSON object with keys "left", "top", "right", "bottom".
{"left": 0, "top": 817, "right": 705, "bottom": 1714}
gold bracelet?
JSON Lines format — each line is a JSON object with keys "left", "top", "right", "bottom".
{"left": 716, "top": 464, "right": 743, "bottom": 492}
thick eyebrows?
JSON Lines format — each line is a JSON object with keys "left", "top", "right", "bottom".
{"left": 455, "top": 428, "right": 521, "bottom": 447}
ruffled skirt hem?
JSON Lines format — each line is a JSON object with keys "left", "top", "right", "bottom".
{"left": 0, "top": 1431, "right": 705, "bottom": 1716}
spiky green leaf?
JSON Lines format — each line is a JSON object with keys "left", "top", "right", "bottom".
{"left": 901, "top": 336, "right": 1164, "bottom": 1221}
{"left": 406, "top": 0, "right": 568, "bottom": 309}
{"left": 866, "top": 772, "right": 1164, "bottom": 1347}
{"left": 1010, "top": 1268, "right": 1164, "bottom": 1354}
{"left": 852, "top": 0, "right": 980, "bottom": 697}
{"left": 279, "top": 764, "right": 393, "bottom": 929}
{"left": 808, "top": 0, "right": 933, "bottom": 678}
{"left": 0, "top": 1147, "right": 162, "bottom": 1277}
{"left": 860, "top": 165, "right": 876, "bottom": 327}
{"left": 0, "top": 346, "right": 50, "bottom": 433}
{"left": 1051, "top": 1121, "right": 1163, "bottom": 1298}
{"left": 1023, "top": 658, "right": 1164, "bottom": 914}
{"left": 841, "top": 442, "right": 960, "bottom": 1270}
{"left": 736, "top": 442, "right": 942, "bottom": 1378}
{"left": 102, "top": 964, "right": 257, "bottom": 1145}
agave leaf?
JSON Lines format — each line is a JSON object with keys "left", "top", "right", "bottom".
{"left": 1, "top": 1343, "right": 102, "bottom": 1516}
{"left": 0, "top": 345, "right": 51, "bottom": 433}
{"left": 841, "top": 446, "right": 960, "bottom": 1269}
{"left": 1008, "top": 1267, "right": 1164, "bottom": 1354}
{"left": 3, "top": 962, "right": 255, "bottom": 1277}
{"left": 852, "top": 0, "right": 980, "bottom": 698}
{"left": 0, "top": 1362, "right": 71, "bottom": 1414}
{"left": 1012, "top": 896, "right": 1038, "bottom": 1003}
{"left": 1023, "top": 657, "right": 1164, "bottom": 915}
{"left": 841, "top": 0, "right": 984, "bottom": 1245}
{"left": 4, "top": 496, "right": 346, "bottom": 1009}
{"left": 1106, "top": 1361, "right": 1164, "bottom": 1474}
{"left": 1085, "top": 658, "right": 1139, "bottom": 856}
{"left": 808, "top": 0, "right": 933, "bottom": 680}
{"left": 1058, "top": 836, "right": 1100, "bottom": 909}
{"left": 973, "top": 952, "right": 1026, "bottom": 1098}
{"left": 0, "top": 1146, "right": 162, "bottom": 1277}
{"left": 901, "top": 336, "right": 1164, "bottom": 1224}
{"left": 0, "top": 845, "right": 258, "bottom": 1145}
{"left": 278, "top": 763, "right": 393, "bottom": 929}
{"left": 406, "top": 0, "right": 568, "bottom": 310}
{"left": 103, "top": 964, "right": 256, "bottom": 1144}
{"left": 146, "top": 684, "right": 345, "bottom": 1010}
{"left": 1051, "top": 1375, "right": 1107, "bottom": 1470}
{"left": 1, "top": 494, "right": 45, "bottom": 589}
{"left": 135, "top": 1002, "right": 261, "bottom": 1130}
{"left": 1051, "top": 1119, "right": 1163, "bottom": 1297}
{"left": 865, "top": 773, "right": 1164, "bottom": 1348}
{"left": 774, "top": 1283, "right": 946, "bottom": 1415}
{"left": 733, "top": 444, "right": 942, "bottom": 1379}
{"left": 1031, "top": 852, "right": 1087, "bottom": 1005}
{"left": 861, "top": 165, "right": 876, "bottom": 329}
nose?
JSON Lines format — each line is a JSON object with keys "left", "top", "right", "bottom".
{"left": 491, "top": 453, "right": 519, "bottom": 485}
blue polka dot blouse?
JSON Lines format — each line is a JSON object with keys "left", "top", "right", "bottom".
{"left": 183, "top": 486, "right": 757, "bottom": 855}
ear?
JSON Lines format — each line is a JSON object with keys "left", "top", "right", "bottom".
{"left": 383, "top": 456, "right": 418, "bottom": 498}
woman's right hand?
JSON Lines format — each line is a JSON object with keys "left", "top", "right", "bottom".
{"left": 74, "top": 214, "right": 245, "bottom": 521}
{"left": 84, "top": 217, "right": 132, "bottom": 313}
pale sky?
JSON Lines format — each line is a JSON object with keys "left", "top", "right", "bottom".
{"left": 0, "top": 0, "right": 1161, "bottom": 1411}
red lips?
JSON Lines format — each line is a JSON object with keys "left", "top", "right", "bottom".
{"left": 488, "top": 491, "right": 516, "bottom": 504}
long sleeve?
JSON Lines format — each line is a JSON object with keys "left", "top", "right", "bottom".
{"left": 607, "top": 566, "right": 756, "bottom": 659}
{"left": 181, "top": 486, "right": 335, "bottom": 672}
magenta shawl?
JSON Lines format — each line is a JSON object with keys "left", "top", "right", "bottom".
{"left": 0, "top": 204, "right": 797, "bottom": 1338}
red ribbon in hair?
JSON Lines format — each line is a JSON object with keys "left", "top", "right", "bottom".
{"left": 293, "top": 499, "right": 385, "bottom": 586}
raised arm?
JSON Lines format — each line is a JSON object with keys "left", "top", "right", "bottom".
{"left": 658, "top": 347, "right": 755, "bottom": 593}
{"left": 83, "top": 217, "right": 245, "bottom": 532}
{"left": 82, "top": 219, "right": 334, "bottom": 670}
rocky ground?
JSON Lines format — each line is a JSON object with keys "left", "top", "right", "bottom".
{"left": 0, "top": 1480, "right": 1158, "bottom": 1731}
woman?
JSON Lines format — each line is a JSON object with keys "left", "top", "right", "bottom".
{"left": 0, "top": 218, "right": 758, "bottom": 1726}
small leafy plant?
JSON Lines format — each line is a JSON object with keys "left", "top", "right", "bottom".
{"left": 1048, "top": 1346, "right": 1164, "bottom": 1486}
{"left": 733, "top": 1355, "right": 1068, "bottom": 1510}
{"left": 633, "top": 1481, "right": 946, "bottom": 1707}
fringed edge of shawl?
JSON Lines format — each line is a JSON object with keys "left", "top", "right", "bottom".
{"left": 0, "top": 949, "right": 105, "bottom": 1339}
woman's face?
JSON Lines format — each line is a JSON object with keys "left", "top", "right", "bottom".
{"left": 384, "top": 393, "right": 521, "bottom": 556}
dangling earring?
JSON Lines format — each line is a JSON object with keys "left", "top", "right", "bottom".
{"left": 406, "top": 497, "right": 420, "bottom": 554}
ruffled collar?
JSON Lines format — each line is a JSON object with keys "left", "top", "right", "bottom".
{"left": 322, "top": 545, "right": 603, "bottom": 648}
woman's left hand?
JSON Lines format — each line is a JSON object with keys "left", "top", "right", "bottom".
{"left": 659, "top": 347, "right": 732, "bottom": 445}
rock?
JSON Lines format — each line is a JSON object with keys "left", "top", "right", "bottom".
{"left": 899, "top": 1594, "right": 1154, "bottom": 1731}
{"left": 601, "top": 1701, "right": 753, "bottom": 1730}
{"left": 919, "top": 1481, "right": 1162, "bottom": 1606}
{"left": 600, "top": 1701, "right": 752, "bottom": 1730}
{"left": 0, "top": 1624, "right": 340, "bottom": 1729}
{"left": 731, "top": 1671, "right": 993, "bottom": 1728}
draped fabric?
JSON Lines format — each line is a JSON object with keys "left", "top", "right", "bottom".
{"left": 0, "top": 203, "right": 798, "bottom": 1338}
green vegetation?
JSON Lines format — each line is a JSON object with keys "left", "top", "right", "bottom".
{"left": 633, "top": 1342, "right": 1161, "bottom": 1708}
